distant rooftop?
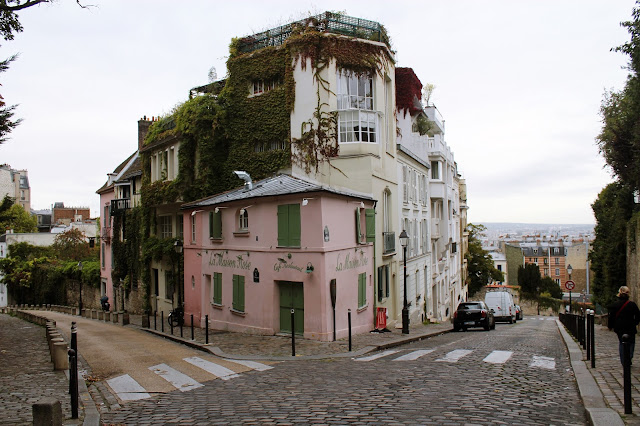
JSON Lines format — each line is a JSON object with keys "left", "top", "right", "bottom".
{"left": 236, "top": 11, "right": 390, "bottom": 54}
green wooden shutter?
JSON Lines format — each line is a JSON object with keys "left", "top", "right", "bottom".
{"left": 365, "top": 208, "right": 375, "bottom": 242}
{"left": 213, "top": 272, "right": 222, "bottom": 305}
{"left": 277, "top": 205, "right": 289, "bottom": 246}
{"left": 212, "top": 211, "right": 222, "bottom": 239}
{"left": 355, "top": 207, "right": 361, "bottom": 243}
{"left": 289, "top": 204, "right": 301, "bottom": 247}
{"left": 209, "top": 212, "right": 213, "bottom": 238}
{"left": 232, "top": 275, "right": 245, "bottom": 312}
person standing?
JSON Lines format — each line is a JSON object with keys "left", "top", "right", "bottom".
{"left": 608, "top": 286, "right": 640, "bottom": 364}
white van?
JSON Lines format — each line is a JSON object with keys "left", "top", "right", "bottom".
{"left": 484, "top": 291, "right": 515, "bottom": 324}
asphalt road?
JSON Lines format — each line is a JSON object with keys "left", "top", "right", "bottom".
{"left": 99, "top": 316, "right": 588, "bottom": 425}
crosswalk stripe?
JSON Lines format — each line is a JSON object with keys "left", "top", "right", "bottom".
{"left": 107, "top": 374, "right": 151, "bottom": 401}
{"left": 223, "top": 359, "right": 273, "bottom": 371}
{"left": 355, "top": 350, "right": 400, "bottom": 362}
{"left": 530, "top": 355, "right": 555, "bottom": 369}
{"left": 435, "top": 349, "right": 473, "bottom": 363}
{"left": 149, "top": 363, "right": 203, "bottom": 392}
{"left": 483, "top": 350, "right": 513, "bottom": 364}
{"left": 392, "top": 349, "right": 435, "bottom": 361}
{"left": 184, "top": 356, "right": 240, "bottom": 380}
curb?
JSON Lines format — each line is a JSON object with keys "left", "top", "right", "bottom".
{"left": 556, "top": 319, "right": 624, "bottom": 426}
{"left": 140, "top": 325, "right": 452, "bottom": 361}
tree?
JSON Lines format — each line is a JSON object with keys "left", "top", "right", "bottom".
{"left": 597, "top": 2, "right": 640, "bottom": 190}
{"left": 590, "top": 182, "right": 634, "bottom": 308}
{"left": 0, "top": 202, "right": 36, "bottom": 232}
{"left": 517, "top": 263, "right": 542, "bottom": 298}
{"left": 465, "top": 224, "right": 504, "bottom": 295}
{"left": 51, "top": 228, "right": 90, "bottom": 261}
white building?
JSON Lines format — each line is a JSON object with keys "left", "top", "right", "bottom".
{"left": 0, "top": 164, "right": 30, "bottom": 212}
{"left": 395, "top": 67, "right": 465, "bottom": 323}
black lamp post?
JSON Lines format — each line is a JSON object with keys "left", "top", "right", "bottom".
{"left": 77, "top": 261, "right": 83, "bottom": 315}
{"left": 567, "top": 264, "right": 573, "bottom": 313}
{"left": 399, "top": 230, "right": 409, "bottom": 334}
{"left": 174, "top": 240, "right": 183, "bottom": 306}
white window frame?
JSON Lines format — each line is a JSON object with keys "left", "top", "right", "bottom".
{"left": 160, "top": 215, "right": 172, "bottom": 239}
{"left": 337, "top": 70, "right": 378, "bottom": 144}
{"left": 239, "top": 210, "right": 249, "bottom": 231}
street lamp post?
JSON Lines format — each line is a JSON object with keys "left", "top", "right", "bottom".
{"left": 399, "top": 230, "right": 409, "bottom": 334}
{"left": 77, "top": 261, "right": 83, "bottom": 315}
{"left": 567, "top": 264, "right": 573, "bottom": 313}
{"left": 174, "top": 240, "right": 183, "bottom": 306}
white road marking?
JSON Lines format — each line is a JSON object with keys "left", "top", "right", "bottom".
{"left": 530, "top": 355, "right": 555, "bottom": 369}
{"left": 223, "top": 359, "right": 273, "bottom": 371}
{"left": 355, "top": 350, "right": 400, "bottom": 362}
{"left": 107, "top": 374, "right": 151, "bottom": 401}
{"left": 184, "top": 357, "right": 240, "bottom": 380}
{"left": 436, "top": 349, "right": 473, "bottom": 363}
{"left": 392, "top": 349, "right": 435, "bottom": 361}
{"left": 483, "top": 350, "right": 513, "bottom": 364}
{"left": 149, "top": 363, "right": 203, "bottom": 392}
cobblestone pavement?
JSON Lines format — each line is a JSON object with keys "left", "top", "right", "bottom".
{"left": 128, "top": 312, "right": 452, "bottom": 357}
{"left": 0, "top": 314, "right": 74, "bottom": 425}
{"left": 101, "top": 317, "right": 587, "bottom": 425}
{"left": 584, "top": 323, "right": 640, "bottom": 425}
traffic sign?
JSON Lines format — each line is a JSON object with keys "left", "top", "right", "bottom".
{"left": 565, "top": 280, "right": 575, "bottom": 290}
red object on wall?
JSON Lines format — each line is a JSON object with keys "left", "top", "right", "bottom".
{"left": 376, "top": 307, "right": 387, "bottom": 330}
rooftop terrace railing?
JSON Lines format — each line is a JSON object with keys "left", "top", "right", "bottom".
{"left": 237, "top": 11, "right": 390, "bottom": 54}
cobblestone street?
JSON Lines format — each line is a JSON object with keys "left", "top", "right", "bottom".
{"left": 0, "top": 314, "right": 73, "bottom": 425}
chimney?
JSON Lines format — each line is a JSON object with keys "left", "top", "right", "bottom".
{"left": 138, "top": 116, "right": 152, "bottom": 151}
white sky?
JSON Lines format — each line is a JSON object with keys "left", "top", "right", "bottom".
{"left": 0, "top": 0, "right": 635, "bottom": 224}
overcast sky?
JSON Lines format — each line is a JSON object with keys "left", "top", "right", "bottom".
{"left": 0, "top": 0, "right": 635, "bottom": 224}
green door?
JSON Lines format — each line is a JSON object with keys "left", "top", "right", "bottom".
{"left": 279, "top": 281, "right": 304, "bottom": 335}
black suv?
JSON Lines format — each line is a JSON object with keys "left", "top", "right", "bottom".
{"left": 453, "top": 301, "right": 495, "bottom": 331}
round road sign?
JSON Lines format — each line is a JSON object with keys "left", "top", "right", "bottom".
{"left": 565, "top": 280, "right": 575, "bottom": 290}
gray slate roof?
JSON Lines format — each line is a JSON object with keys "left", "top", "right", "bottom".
{"left": 182, "top": 174, "right": 374, "bottom": 209}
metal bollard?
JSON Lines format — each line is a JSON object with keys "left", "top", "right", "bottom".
{"left": 205, "top": 315, "right": 209, "bottom": 344}
{"left": 623, "top": 334, "right": 633, "bottom": 414}
{"left": 191, "top": 314, "right": 194, "bottom": 341}
{"left": 161, "top": 311, "right": 164, "bottom": 333}
{"left": 590, "top": 310, "right": 596, "bottom": 368}
{"left": 68, "top": 349, "right": 78, "bottom": 419}
{"left": 291, "top": 309, "right": 295, "bottom": 356}
{"left": 586, "top": 312, "right": 591, "bottom": 361}
{"left": 348, "top": 309, "right": 352, "bottom": 352}
{"left": 69, "top": 323, "right": 77, "bottom": 395}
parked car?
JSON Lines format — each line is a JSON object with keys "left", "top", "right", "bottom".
{"left": 453, "top": 301, "right": 495, "bottom": 331}
{"left": 485, "top": 291, "right": 516, "bottom": 323}
{"left": 515, "top": 305, "right": 523, "bottom": 321}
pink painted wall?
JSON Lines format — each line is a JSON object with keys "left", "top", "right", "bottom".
{"left": 182, "top": 193, "right": 375, "bottom": 341}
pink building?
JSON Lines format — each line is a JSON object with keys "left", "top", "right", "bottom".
{"left": 181, "top": 174, "right": 376, "bottom": 341}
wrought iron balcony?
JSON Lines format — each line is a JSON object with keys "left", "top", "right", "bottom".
{"left": 111, "top": 198, "right": 131, "bottom": 215}
{"left": 383, "top": 232, "right": 395, "bottom": 254}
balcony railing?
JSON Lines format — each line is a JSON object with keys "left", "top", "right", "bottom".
{"left": 111, "top": 198, "right": 131, "bottom": 215}
{"left": 383, "top": 232, "right": 395, "bottom": 254}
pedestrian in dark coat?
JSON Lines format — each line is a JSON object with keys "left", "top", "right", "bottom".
{"left": 608, "top": 286, "right": 640, "bottom": 364}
